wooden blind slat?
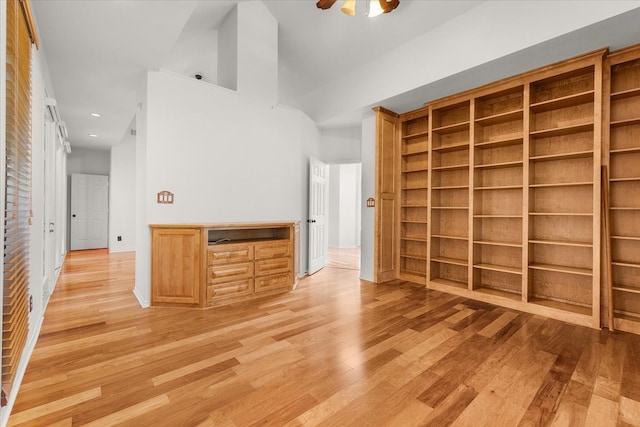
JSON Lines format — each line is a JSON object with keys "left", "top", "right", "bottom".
{"left": 3, "top": 0, "right": 34, "bottom": 400}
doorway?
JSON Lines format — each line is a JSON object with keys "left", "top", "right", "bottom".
{"left": 70, "top": 173, "right": 109, "bottom": 250}
{"left": 327, "top": 163, "right": 362, "bottom": 271}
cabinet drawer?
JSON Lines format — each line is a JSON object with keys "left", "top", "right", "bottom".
{"left": 207, "top": 262, "right": 254, "bottom": 284}
{"left": 207, "top": 279, "right": 254, "bottom": 302}
{"left": 255, "top": 257, "right": 292, "bottom": 276}
{"left": 255, "top": 241, "right": 291, "bottom": 260}
{"left": 207, "top": 244, "right": 254, "bottom": 265}
{"left": 255, "top": 273, "right": 292, "bottom": 292}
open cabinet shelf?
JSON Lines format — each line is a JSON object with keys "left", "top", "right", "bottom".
{"left": 398, "top": 112, "right": 430, "bottom": 282}
{"left": 607, "top": 46, "right": 640, "bottom": 334}
{"left": 429, "top": 101, "right": 471, "bottom": 288}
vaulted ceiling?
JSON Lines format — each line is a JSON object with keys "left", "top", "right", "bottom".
{"left": 30, "top": 1, "right": 640, "bottom": 149}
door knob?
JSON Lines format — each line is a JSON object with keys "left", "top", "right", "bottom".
{"left": 307, "top": 219, "right": 316, "bottom": 223}
{"left": 72, "top": 214, "right": 76, "bottom": 217}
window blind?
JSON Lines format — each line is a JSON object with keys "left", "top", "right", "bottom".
{"left": 3, "top": 0, "right": 37, "bottom": 401}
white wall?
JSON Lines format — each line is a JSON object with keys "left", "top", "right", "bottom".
{"left": 109, "top": 135, "right": 136, "bottom": 252}
{"left": 134, "top": 70, "right": 320, "bottom": 305}
{"left": 339, "top": 163, "right": 361, "bottom": 248}
{"left": 360, "top": 114, "right": 376, "bottom": 282}
{"left": 134, "top": 74, "right": 150, "bottom": 307}
{"left": 30, "top": 47, "right": 46, "bottom": 338}
{"left": 217, "top": 6, "right": 237, "bottom": 91}
{"left": 145, "top": 71, "right": 302, "bottom": 223}
{"left": 328, "top": 163, "right": 361, "bottom": 249}
{"left": 236, "top": 1, "right": 278, "bottom": 104}
{"left": 67, "top": 147, "right": 110, "bottom": 175}
{"left": 328, "top": 164, "right": 339, "bottom": 247}
{"left": 318, "top": 127, "right": 361, "bottom": 164}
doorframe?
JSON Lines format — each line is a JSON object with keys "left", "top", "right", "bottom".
{"left": 70, "top": 173, "right": 109, "bottom": 250}
{"left": 326, "top": 162, "right": 362, "bottom": 271}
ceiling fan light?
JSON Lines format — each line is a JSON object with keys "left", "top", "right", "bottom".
{"left": 367, "top": 0, "right": 384, "bottom": 17}
{"left": 380, "top": 0, "right": 400, "bottom": 13}
{"left": 340, "top": 0, "right": 356, "bottom": 16}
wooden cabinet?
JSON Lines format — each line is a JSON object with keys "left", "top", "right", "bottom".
{"left": 374, "top": 107, "right": 399, "bottom": 283}
{"left": 151, "top": 227, "right": 201, "bottom": 306}
{"left": 606, "top": 45, "right": 640, "bottom": 334}
{"left": 151, "top": 222, "right": 298, "bottom": 308}
{"left": 378, "top": 48, "right": 607, "bottom": 329}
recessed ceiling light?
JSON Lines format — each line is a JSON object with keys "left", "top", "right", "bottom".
{"left": 89, "top": 134, "right": 98, "bottom": 138}
{"left": 90, "top": 112, "right": 101, "bottom": 117}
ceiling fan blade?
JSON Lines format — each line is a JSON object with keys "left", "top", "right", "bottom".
{"left": 380, "top": 0, "right": 399, "bottom": 13}
{"left": 316, "top": 0, "right": 338, "bottom": 10}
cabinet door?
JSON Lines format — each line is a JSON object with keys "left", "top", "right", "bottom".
{"left": 207, "top": 262, "right": 254, "bottom": 284}
{"left": 208, "top": 243, "right": 254, "bottom": 265}
{"left": 254, "top": 241, "right": 291, "bottom": 259}
{"left": 255, "top": 257, "right": 292, "bottom": 276}
{"left": 207, "top": 279, "right": 254, "bottom": 303}
{"left": 152, "top": 228, "right": 201, "bottom": 305}
{"left": 255, "top": 273, "right": 292, "bottom": 293}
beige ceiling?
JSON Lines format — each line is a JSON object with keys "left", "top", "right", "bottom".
{"left": 31, "top": 0, "right": 482, "bottom": 149}
{"left": 30, "top": 1, "right": 640, "bottom": 150}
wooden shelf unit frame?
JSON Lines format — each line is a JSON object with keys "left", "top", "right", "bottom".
{"left": 527, "top": 61, "right": 602, "bottom": 326}
{"left": 398, "top": 107, "right": 430, "bottom": 283}
{"left": 375, "top": 48, "right": 607, "bottom": 330}
{"left": 473, "top": 86, "right": 525, "bottom": 300}
{"left": 428, "top": 100, "right": 472, "bottom": 290}
{"left": 605, "top": 45, "right": 640, "bottom": 335}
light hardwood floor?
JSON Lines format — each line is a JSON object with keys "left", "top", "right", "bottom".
{"left": 326, "top": 247, "right": 360, "bottom": 270}
{"left": 9, "top": 250, "right": 640, "bottom": 426}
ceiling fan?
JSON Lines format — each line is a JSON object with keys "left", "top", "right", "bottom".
{"left": 316, "top": 0, "right": 400, "bottom": 17}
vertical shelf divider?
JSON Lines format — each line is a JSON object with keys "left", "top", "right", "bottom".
{"left": 468, "top": 99, "right": 476, "bottom": 291}
{"left": 426, "top": 106, "right": 434, "bottom": 286}
{"left": 522, "top": 84, "right": 531, "bottom": 303}
{"left": 592, "top": 58, "right": 604, "bottom": 328}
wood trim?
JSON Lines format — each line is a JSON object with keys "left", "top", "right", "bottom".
{"left": 372, "top": 106, "right": 399, "bottom": 118}
{"left": 373, "top": 107, "right": 399, "bottom": 283}
{"left": 19, "top": 0, "right": 39, "bottom": 49}
{"left": 423, "top": 48, "right": 608, "bottom": 109}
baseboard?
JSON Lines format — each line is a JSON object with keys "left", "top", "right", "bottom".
{"left": 133, "top": 287, "right": 150, "bottom": 308}
{"left": 108, "top": 248, "right": 136, "bottom": 254}
{"left": 1, "top": 313, "right": 45, "bottom": 427}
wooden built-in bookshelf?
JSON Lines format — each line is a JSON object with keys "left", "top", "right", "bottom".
{"left": 380, "top": 48, "right": 609, "bottom": 330}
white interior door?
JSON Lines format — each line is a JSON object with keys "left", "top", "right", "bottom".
{"left": 308, "top": 157, "right": 328, "bottom": 275}
{"left": 43, "top": 117, "right": 56, "bottom": 302}
{"left": 55, "top": 142, "right": 67, "bottom": 269}
{"left": 70, "top": 173, "right": 109, "bottom": 250}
